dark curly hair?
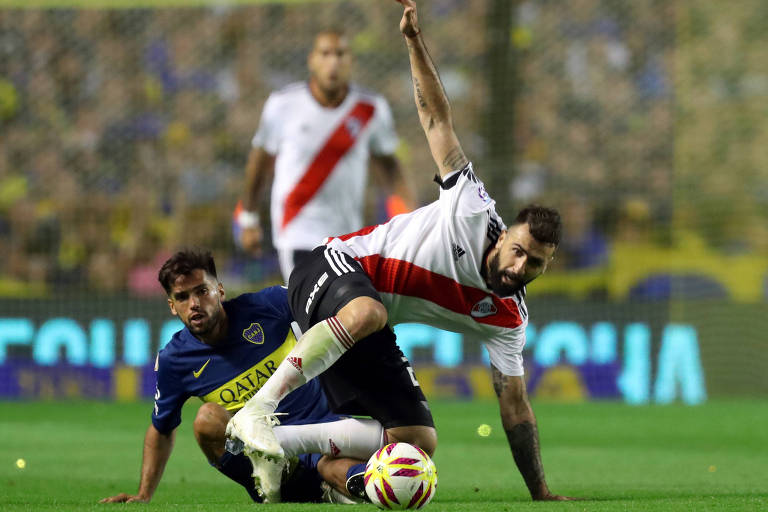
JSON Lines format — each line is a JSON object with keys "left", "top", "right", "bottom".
{"left": 157, "top": 250, "right": 217, "bottom": 295}
{"left": 513, "top": 205, "right": 562, "bottom": 246}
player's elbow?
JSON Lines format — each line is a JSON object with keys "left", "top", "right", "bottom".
{"left": 418, "top": 111, "right": 452, "bottom": 135}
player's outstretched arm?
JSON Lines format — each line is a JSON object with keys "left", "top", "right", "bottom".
{"left": 491, "top": 365, "right": 577, "bottom": 501}
{"left": 236, "top": 146, "right": 275, "bottom": 255}
{"left": 395, "top": 0, "right": 468, "bottom": 178}
{"left": 99, "top": 424, "right": 175, "bottom": 503}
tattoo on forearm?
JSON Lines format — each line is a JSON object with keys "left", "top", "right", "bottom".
{"left": 413, "top": 77, "right": 428, "bottom": 109}
{"left": 506, "top": 421, "right": 546, "bottom": 496}
{"left": 442, "top": 147, "right": 468, "bottom": 171}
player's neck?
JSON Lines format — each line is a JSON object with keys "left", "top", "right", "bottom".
{"left": 309, "top": 80, "right": 348, "bottom": 108}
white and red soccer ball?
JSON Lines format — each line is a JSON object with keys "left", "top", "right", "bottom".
{"left": 364, "top": 442, "right": 438, "bottom": 509}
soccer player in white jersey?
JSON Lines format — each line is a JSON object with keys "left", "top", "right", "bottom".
{"left": 235, "top": 28, "right": 415, "bottom": 282}
{"left": 229, "top": 0, "right": 576, "bottom": 502}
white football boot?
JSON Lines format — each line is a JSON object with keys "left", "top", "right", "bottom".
{"left": 226, "top": 400, "right": 285, "bottom": 460}
{"left": 248, "top": 452, "right": 286, "bottom": 503}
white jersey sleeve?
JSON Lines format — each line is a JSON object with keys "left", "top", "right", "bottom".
{"left": 438, "top": 165, "right": 498, "bottom": 218}
{"left": 251, "top": 93, "right": 281, "bottom": 154}
{"left": 483, "top": 336, "right": 526, "bottom": 376}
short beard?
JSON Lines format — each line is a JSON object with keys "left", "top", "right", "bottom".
{"left": 186, "top": 307, "right": 223, "bottom": 338}
{"left": 486, "top": 251, "right": 527, "bottom": 297}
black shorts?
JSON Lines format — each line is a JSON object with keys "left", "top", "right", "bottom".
{"left": 289, "top": 246, "right": 434, "bottom": 430}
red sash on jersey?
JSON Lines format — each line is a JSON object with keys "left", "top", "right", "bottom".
{"left": 281, "top": 101, "right": 376, "bottom": 229}
{"left": 357, "top": 254, "right": 524, "bottom": 329}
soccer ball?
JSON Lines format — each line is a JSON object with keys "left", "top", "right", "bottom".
{"left": 364, "top": 442, "right": 437, "bottom": 509}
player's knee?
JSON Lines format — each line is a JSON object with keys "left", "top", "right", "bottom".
{"left": 386, "top": 427, "right": 438, "bottom": 457}
{"left": 412, "top": 429, "right": 437, "bottom": 457}
{"left": 193, "top": 402, "right": 228, "bottom": 444}
{"left": 338, "top": 297, "right": 388, "bottom": 340}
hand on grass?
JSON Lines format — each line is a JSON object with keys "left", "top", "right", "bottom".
{"left": 533, "top": 492, "right": 583, "bottom": 501}
{"left": 99, "top": 492, "right": 150, "bottom": 503}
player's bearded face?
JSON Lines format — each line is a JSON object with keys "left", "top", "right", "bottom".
{"left": 486, "top": 250, "right": 528, "bottom": 296}
{"left": 184, "top": 298, "right": 224, "bottom": 336}
{"left": 168, "top": 270, "right": 226, "bottom": 339}
{"left": 486, "top": 224, "right": 555, "bottom": 296}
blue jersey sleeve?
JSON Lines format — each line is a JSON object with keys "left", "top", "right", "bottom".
{"left": 151, "top": 350, "right": 189, "bottom": 434}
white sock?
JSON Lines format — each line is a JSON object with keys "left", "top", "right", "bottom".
{"left": 274, "top": 418, "right": 385, "bottom": 459}
{"left": 254, "top": 317, "right": 355, "bottom": 412}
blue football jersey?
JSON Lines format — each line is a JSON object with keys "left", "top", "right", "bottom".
{"left": 152, "top": 286, "right": 336, "bottom": 434}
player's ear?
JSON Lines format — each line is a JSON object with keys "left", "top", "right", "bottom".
{"left": 167, "top": 298, "right": 178, "bottom": 316}
{"left": 495, "top": 229, "right": 507, "bottom": 249}
{"left": 307, "top": 43, "right": 317, "bottom": 70}
{"left": 541, "top": 254, "right": 555, "bottom": 274}
{"left": 217, "top": 282, "right": 225, "bottom": 301}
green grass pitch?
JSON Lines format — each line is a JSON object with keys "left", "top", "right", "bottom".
{"left": 1, "top": 399, "right": 767, "bottom": 511}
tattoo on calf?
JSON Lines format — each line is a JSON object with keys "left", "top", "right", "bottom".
{"left": 505, "top": 421, "right": 546, "bottom": 494}
{"left": 491, "top": 365, "right": 506, "bottom": 397}
{"left": 442, "top": 147, "right": 468, "bottom": 171}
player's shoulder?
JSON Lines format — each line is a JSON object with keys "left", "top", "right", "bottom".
{"left": 156, "top": 329, "right": 189, "bottom": 369}
{"left": 269, "top": 81, "right": 309, "bottom": 101}
{"left": 349, "top": 83, "right": 388, "bottom": 105}
{"left": 228, "top": 286, "right": 289, "bottom": 315}
{"left": 438, "top": 162, "right": 481, "bottom": 190}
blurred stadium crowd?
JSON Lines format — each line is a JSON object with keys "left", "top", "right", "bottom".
{"left": 0, "top": 0, "right": 765, "bottom": 299}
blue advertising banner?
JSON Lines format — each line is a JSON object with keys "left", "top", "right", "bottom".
{"left": 1, "top": 298, "right": 766, "bottom": 402}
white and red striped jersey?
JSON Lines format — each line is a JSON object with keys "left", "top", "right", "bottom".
{"left": 252, "top": 82, "right": 399, "bottom": 252}
{"left": 325, "top": 163, "right": 529, "bottom": 377}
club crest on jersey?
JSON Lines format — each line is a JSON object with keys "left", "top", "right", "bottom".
{"left": 471, "top": 296, "right": 498, "bottom": 318}
{"left": 345, "top": 117, "right": 362, "bottom": 138}
{"left": 242, "top": 323, "right": 265, "bottom": 345}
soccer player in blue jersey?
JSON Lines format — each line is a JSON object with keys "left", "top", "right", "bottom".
{"left": 100, "top": 250, "right": 385, "bottom": 504}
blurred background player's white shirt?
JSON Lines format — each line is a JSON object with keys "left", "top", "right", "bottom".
{"left": 252, "top": 81, "right": 399, "bottom": 254}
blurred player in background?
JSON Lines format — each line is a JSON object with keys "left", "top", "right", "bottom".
{"left": 229, "top": 0, "right": 577, "bottom": 502}
{"left": 234, "top": 28, "right": 415, "bottom": 282}
{"left": 100, "top": 250, "right": 385, "bottom": 504}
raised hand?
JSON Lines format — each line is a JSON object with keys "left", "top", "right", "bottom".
{"left": 394, "top": 0, "right": 420, "bottom": 37}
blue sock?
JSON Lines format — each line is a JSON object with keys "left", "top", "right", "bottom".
{"left": 346, "top": 462, "right": 367, "bottom": 480}
{"left": 215, "top": 451, "right": 261, "bottom": 502}
{"left": 298, "top": 453, "right": 323, "bottom": 471}
{"left": 281, "top": 454, "right": 324, "bottom": 503}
